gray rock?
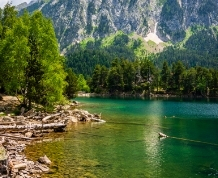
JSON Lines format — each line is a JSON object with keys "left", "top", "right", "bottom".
{"left": 38, "top": 155, "right": 51, "bottom": 165}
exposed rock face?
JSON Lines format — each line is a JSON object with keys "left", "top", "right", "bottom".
{"left": 159, "top": 0, "right": 218, "bottom": 41}
{"left": 19, "top": 0, "right": 218, "bottom": 51}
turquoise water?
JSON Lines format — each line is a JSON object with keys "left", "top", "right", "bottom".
{"left": 26, "top": 97, "right": 218, "bottom": 178}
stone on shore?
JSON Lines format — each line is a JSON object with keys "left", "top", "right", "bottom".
{"left": 38, "top": 155, "right": 51, "bottom": 165}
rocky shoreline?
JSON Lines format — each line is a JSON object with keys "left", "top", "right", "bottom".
{"left": 0, "top": 95, "right": 104, "bottom": 177}
{"left": 77, "top": 91, "right": 214, "bottom": 99}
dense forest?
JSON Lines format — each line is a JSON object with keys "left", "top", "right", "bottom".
{"left": 85, "top": 58, "right": 218, "bottom": 97}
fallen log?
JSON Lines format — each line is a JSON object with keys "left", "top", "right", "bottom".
{"left": 0, "top": 123, "right": 66, "bottom": 131}
{"left": 42, "top": 113, "right": 61, "bottom": 123}
{"left": 0, "top": 134, "right": 33, "bottom": 140}
{"left": 0, "top": 121, "right": 26, "bottom": 125}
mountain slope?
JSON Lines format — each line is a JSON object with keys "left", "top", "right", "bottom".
{"left": 18, "top": 0, "right": 218, "bottom": 58}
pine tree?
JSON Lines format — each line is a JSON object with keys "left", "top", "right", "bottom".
{"left": 90, "top": 65, "right": 102, "bottom": 93}
{"left": 161, "top": 61, "right": 171, "bottom": 90}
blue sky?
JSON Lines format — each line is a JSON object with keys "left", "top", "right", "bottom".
{"left": 0, "top": 0, "right": 32, "bottom": 8}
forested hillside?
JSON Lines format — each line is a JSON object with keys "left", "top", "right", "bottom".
{"left": 154, "top": 26, "right": 218, "bottom": 68}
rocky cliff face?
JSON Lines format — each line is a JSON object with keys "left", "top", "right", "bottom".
{"left": 20, "top": 0, "right": 218, "bottom": 52}
{"left": 159, "top": 0, "right": 218, "bottom": 41}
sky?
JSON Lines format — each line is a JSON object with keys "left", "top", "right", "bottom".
{"left": 0, "top": 0, "right": 32, "bottom": 8}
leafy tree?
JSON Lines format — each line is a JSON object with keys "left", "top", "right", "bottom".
{"left": 107, "top": 59, "right": 124, "bottom": 93}
{"left": 90, "top": 65, "right": 102, "bottom": 93}
{"left": 99, "top": 65, "right": 108, "bottom": 91}
{"left": 0, "top": 8, "right": 29, "bottom": 97}
{"left": 121, "top": 60, "right": 135, "bottom": 92}
{"left": 195, "top": 66, "right": 212, "bottom": 96}
{"left": 1, "top": 3, "right": 17, "bottom": 39}
{"left": 183, "top": 68, "right": 197, "bottom": 94}
{"left": 0, "top": 4, "right": 18, "bottom": 92}
{"left": 90, "top": 65, "right": 108, "bottom": 93}
{"left": 25, "top": 11, "right": 66, "bottom": 108}
{"left": 77, "top": 74, "right": 90, "bottom": 93}
{"left": 107, "top": 67, "right": 124, "bottom": 93}
{"left": 65, "top": 68, "right": 78, "bottom": 98}
{"left": 140, "top": 58, "right": 158, "bottom": 92}
{"left": 0, "top": 7, "right": 66, "bottom": 109}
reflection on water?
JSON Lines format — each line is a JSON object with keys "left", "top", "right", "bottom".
{"left": 25, "top": 97, "right": 218, "bottom": 177}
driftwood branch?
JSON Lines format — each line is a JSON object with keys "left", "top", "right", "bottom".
{"left": 0, "top": 134, "right": 33, "bottom": 140}
{"left": 0, "top": 123, "right": 66, "bottom": 130}
{"left": 42, "top": 113, "right": 62, "bottom": 123}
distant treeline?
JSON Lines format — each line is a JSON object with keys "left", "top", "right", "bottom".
{"left": 79, "top": 58, "right": 218, "bottom": 97}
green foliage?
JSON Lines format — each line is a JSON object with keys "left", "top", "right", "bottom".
{"left": 160, "top": 61, "right": 171, "bottom": 89}
{"left": 66, "top": 32, "right": 149, "bottom": 77}
{"left": 66, "top": 49, "right": 112, "bottom": 77}
{"left": 90, "top": 65, "right": 108, "bottom": 93}
{"left": 87, "top": 58, "right": 218, "bottom": 97}
{"left": 0, "top": 5, "right": 66, "bottom": 109}
{"left": 107, "top": 65, "right": 124, "bottom": 93}
{"left": 65, "top": 68, "right": 78, "bottom": 98}
{"left": 113, "top": 33, "right": 129, "bottom": 46}
{"left": 172, "top": 61, "right": 185, "bottom": 90}
{"left": 154, "top": 45, "right": 218, "bottom": 69}
{"left": 77, "top": 74, "right": 90, "bottom": 93}
{"left": 185, "top": 27, "right": 218, "bottom": 52}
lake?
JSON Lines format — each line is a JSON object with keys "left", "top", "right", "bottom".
{"left": 25, "top": 97, "right": 218, "bottom": 178}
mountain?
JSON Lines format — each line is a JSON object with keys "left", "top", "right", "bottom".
{"left": 18, "top": 0, "right": 218, "bottom": 53}
{"left": 15, "top": 2, "right": 28, "bottom": 11}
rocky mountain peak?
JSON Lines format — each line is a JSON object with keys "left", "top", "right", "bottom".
{"left": 19, "top": 0, "right": 218, "bottom": 52}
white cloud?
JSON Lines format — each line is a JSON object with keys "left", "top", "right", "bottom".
{"left": 0, "top": 0, "right": 32, "bottom": 8}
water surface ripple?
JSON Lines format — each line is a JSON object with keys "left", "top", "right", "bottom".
{"left": 25, "top": 97, "right": 218, "bottom": 178}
